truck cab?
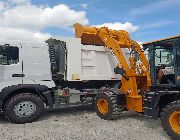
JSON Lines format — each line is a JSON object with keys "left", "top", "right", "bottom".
{"left": 0, "top": 42, "right": 55, "bottom": 92}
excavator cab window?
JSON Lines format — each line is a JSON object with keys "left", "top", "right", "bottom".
{"left": 155, "top": 45, "right": 175, "bottom": 84}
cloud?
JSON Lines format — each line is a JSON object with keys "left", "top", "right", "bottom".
{"left": 80, "top": 3, "right": 88, "bottom": 9}
{"left": 0, "top": 2, "right": 5, "bottom": 9}
{"left": 0, "top": 0, "right": 89, "bottom": 42}
{"left": 0, "top": 3, "right": 89, "bottom": 30}
{"left": 94, "top": 22, "right": 139, "bottom": 33}
{"left": 0, "top": 1, "right": 9, "bottom": 11}
{"left": 130, "top": 0, "right": 180, "bottom": 16}
{"left": 0, "top": 27, "right": 51, "bottom": 42}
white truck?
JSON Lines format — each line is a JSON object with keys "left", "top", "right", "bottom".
{"left": 0, "top": 37, "right": 121, "bottom": 123}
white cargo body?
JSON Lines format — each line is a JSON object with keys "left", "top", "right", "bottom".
{"left": 51, "top": 37, "right": 121, "bottom": 81}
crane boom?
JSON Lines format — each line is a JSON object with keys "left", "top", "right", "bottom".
{"left": 74, "top": 23, "right": 152, "bottom": 112}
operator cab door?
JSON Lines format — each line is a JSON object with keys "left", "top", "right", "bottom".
{"left": 0, "top": 44, "right": 23, "bottom": 91}
{"left": 175, "top": 39, "right": 180, "bottom": 85}
{"left": 153, "top": 44, "right": 175, "bottom": 85}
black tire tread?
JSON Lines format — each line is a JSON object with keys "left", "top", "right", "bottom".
{"left": 4, "top": 93, "right": 44, "bottom": 124}
{"left": 95, "top": 91, "right": 122, "bottom": 120}
{"left": 160, "top": 100, "right": 180, "bottom": 140}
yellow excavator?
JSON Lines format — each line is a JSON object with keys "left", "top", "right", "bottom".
{"left": 74, "top": 23, "right": 180, "bottom": 140}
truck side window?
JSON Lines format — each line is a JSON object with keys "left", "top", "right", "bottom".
{"left": 0, "top": 45, "right": 19, "bottom": 65}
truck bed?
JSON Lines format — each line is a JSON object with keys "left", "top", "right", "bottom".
{"left": 47, "top": 37, "right": 121, "bottom": 82}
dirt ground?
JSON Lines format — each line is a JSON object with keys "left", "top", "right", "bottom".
{"left": 0, "top": 105, "right": 171, "bottom": 140}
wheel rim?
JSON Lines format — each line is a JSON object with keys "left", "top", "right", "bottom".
{"left": 14, "top": 101, "right": 36, "bottom": 118}
{"left": 97, "top": 99, "right": 109, "bottom": 114}
{"left": 169, "top": 111, "right": 180, "bottom": 134}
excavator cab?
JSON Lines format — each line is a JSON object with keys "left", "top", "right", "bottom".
{"left": 143, "top": 35, "right": 180, "bottom": 87}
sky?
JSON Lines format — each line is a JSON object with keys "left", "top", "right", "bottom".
{"left": 0, "top": 0, "right": 179, "bottom": 43}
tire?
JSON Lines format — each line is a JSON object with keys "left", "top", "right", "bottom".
{"left": 160, "top": 100, "right": 180, "bottom": 140}
{"left": 94, "top": 91, "right": 122, "bottom": 120}
{"left": 5, "top": 93, "right": 44, "bottom": 124}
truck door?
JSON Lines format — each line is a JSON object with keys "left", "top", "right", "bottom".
{"left": 0, "top": 44, "right": 23, "bottom": 91}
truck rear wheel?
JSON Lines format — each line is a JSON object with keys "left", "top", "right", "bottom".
{"left": 94, "top": 91, "right": 122, "bottom": 120}
{"left": 160, "top": 100, "right": 180, "bottom": 140}
{"left": 5, "top": 93, "right": 44, "bottom": 124}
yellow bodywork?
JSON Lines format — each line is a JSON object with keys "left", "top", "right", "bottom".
{"left": 74, "top": 23, "right": 152, "bottom": 112}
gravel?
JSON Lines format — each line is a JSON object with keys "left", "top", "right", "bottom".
{"left": 0, "top": 105, "right": 171, "bottom": 140}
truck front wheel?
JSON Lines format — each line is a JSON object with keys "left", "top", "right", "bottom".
{"left": 4, "top": 93, "right": 44, "bottom": 124}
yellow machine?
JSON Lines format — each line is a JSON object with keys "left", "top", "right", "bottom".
{"left": 74, "top": 23, "right": 180, "bottom": 140}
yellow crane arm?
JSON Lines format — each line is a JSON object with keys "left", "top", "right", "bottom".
{"left": 74, "top": 23, "right": 152, "bottom": 112}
